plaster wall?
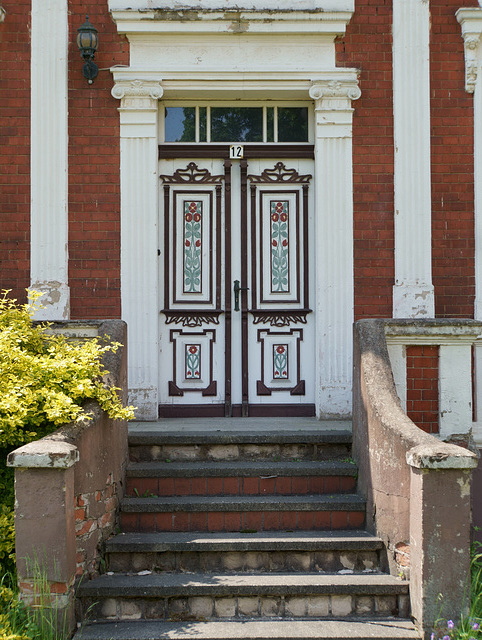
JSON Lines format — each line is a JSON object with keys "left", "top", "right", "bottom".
{"left": 128, "top": 34, "right": 334, "bottom": 72}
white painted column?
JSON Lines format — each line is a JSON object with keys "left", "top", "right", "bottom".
{"left": 309, "top": 79, "right": 361, "bottom": 418}
{"left": 30, "top": 0, "right": 69, "bottom": 319}
{"left": 392, "top": 0, "right": 434, "bottom": 318}
{"left": 112, "top": 80, "right": 163, "bottom": 420}
{"left": 439, "top": 342, "right": 473, "bottom": 439}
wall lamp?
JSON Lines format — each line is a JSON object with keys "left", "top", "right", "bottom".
{"left": 76, "top": 16, "right": 98, "bottom": 84}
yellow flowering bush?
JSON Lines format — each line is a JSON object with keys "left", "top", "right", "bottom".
{"left": 0, "top": 582, "right": 35, "bottom": 640}
{"left": 0, "top": 291, "right": 135, "bottom": 579}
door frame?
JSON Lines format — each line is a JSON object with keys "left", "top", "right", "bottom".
{"left": 112, "top": 73, "right": 360, "bottom": 420}
{"left": 158, "top": 144, "right": 316, "bottom": 418}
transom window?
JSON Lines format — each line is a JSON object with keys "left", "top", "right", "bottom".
{"left": 162, "top": 104, "right": 311, "bottom": 144}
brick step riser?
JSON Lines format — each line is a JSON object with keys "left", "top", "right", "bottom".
{"left": 81, "top": 593, "right": 409, "bottom": 622}
{"left": 129, "top": 443, "right": 352, "bottom": 463}
{"left": 107, "top": 549, "right": 381, "bottom": 574}
{"left": 120, "top": 510, "right": 366, "bottom": 533}
{"left": 126, "top": 476, "right": 357, "bottom": 498}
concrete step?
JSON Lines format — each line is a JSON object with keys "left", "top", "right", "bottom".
{"left": 75, "top": 619, "right": 421, "bottom": 640}
{"left": 78, "top": 572, "right": 410, "bottom": 622}
{"left": 126, "top": 460, "right": 357, "bottom": 497}
{"left": 120, "top": 494, "right": 366, "bottom": 533}
{"left": 106, "top": 531, "right": 383, "bottom": 574}
{"left": 128, "top": 423, "right": 352, "bottom": 463}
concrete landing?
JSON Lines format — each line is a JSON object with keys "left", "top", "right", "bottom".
{"left": 128, "top": 418, "right": 352, "bottom": 434}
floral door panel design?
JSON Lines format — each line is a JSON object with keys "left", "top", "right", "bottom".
{"left": 159, "top": 160, "right": 225, "bottom": 411}
{"left": 183, "top": 201, "right": 203, "bottom": 294}
{"left": 168, "top": 329, "right": 217, "bottom": 397}
{"left": 185, "top": 344, "right": 201, "bottom": 379}
{"left": 273, "top": 343, "right": 289, "bottom": 380}
{"left": 173, "top": 192, "right": 217, "bottom": 305}
{"left": 270, "top": 201, "right": 290, "bottom": 294}
{"left": 247, "top": 160, "right": 315, "bottom": 408}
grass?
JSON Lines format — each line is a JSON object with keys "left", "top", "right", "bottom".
{"left": 0, "top": 559, "right": 71, "bottom": 640}
{"left": 431, "top": 538, "right": 482, "bottom": 639}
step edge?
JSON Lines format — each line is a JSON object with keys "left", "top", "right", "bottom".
{"left": 126, "top": 461, "right": 358, "bottom": 478}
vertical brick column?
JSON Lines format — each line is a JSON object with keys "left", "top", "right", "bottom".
{"left": 30, "top": 0, "right": 70, "bottom": 319}
{"left": 392, "top": 0, "right": 434, "bottom": 318}
{"left": 309, "top": 78, "right": 361, "bottom": 418}
{"left": 111, "top": 78, "right": 163, "bottom": 419}
{"left": 457, "top": 9, "right": 482, "bottom": 431}
{"left": 406, "top": 345, "right": 439, "bottom": 434}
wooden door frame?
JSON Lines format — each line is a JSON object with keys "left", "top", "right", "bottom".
{"left": 158, "top": 144, "right": 315, "bottom": 417}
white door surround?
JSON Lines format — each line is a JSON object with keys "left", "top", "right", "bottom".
{"left": 109, "top": 4, "right": 360, "bottom": 419}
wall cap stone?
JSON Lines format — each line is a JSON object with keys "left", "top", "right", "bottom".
{"left": 7, "top": 440, "right": 79, "bottom": 469}
{"left": 406, "top": 443, "right": 478, "bottom": 470}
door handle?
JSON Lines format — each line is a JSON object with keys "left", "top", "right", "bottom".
{"left": 233, "top": 280, "right": 249, "bottom": 312}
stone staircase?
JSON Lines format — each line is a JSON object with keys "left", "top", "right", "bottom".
{"left": 75, "top": 418, "right": 420, "bottom": 640}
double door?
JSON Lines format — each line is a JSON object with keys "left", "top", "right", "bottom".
{"left": 158, "top": 147, "right": 315, "bottom": 417}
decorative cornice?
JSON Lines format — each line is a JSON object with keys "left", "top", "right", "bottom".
{"left": 111, "top": 79, "right": 164, "bottom": 101}
{"left": 456, "top": 8, "right": 482, "bottom": 94}
{"left": 309, "top": 80, "right": 361, "bottom": 106}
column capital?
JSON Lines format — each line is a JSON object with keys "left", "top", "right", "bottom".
{"left": 309, "top": 79, "right": 361, "bottom": 110}
{"left": 456, "top": 8, "right": 482, "bottom": 93}
{"left": 111, "top": 79, "right": 164, "bottom": 107}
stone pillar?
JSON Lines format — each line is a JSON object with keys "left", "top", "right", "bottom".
{"left": 392, "top": 0, "right": 434, "bottom": 318}
{"left": 8, "top": 442, "right": 79, "bottom": 634}
{"left": 111, "top": 79, "right": 163, "bottom": 419}
{"left": 407, "top": 452, "right": 475, "bottom": 636}
{"left": 309, "top": 79, "right": 361, "bottom": 418}
{"left": 30, "top": 0, "right": 69, "bottom": 319}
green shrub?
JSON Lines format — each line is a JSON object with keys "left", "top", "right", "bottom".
{"left": 0, "top": 291, "right": 135, "bottom": 580}
{"left": 0, "top": 579, "right": 39, "bottom": 640}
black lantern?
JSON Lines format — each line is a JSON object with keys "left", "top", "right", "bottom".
{"left": 76, "top": 16, "right": 98, "bottom": 84}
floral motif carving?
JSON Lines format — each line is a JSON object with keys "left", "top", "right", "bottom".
{"left": 248, "top": 162, "right": 312, "bottom": 184}
{"left": 162, "top": 310, "right": 222, "bottom": 327}
{"left": 462, "top": 33, "right": 481, "bottom": 93}
{"left": 111, "top": 80, "right": 163, "bottom": 100}
{"left": 250, "top": 310, "right": 311, "bottom": 327}
{"left": 309, "top": 80, "right": 362, "bottom": 102}
{"left": 160, "top": 162, "right": 224, "bottom": 184}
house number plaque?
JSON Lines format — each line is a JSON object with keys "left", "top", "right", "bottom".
{"left": 229, "top": 144, "right": 244, "bottom": 159}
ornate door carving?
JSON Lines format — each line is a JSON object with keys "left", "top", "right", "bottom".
{"left": 158, "top": 153, "right": 315, "bottom": 417}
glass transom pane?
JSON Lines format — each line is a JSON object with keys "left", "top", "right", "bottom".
{"left": 165, "top": 107, "right": 196, "bottom": 142}
{"left": 211, "top": 107, "right": 263, "bottom": 143}
{"left": 277, "top": 107, "right": 309, "bottom": 143}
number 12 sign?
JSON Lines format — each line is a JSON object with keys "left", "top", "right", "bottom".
{"left": 229, "top": 145, "right": 244, "bottom": 159}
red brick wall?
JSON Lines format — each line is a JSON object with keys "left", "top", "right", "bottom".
{"left": 0, "top": 1, "right": 31, "bottom": 303}
{"left": 405, "top": 345, "right": 440, "bottom": 434}
{"left": 431, "top": 0, "right": 476, "bottom": 318}
{"left": 338, "top": 0, "right": 394, "bottom": 321}
{"left": 339, "top": 0, "right": 477, "bottom": 321}
{"left": 0, "top": 1, "right": 478, "bottom": 321}
{"left": 68, "top": 2, "right": 128, "bottom": 319}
